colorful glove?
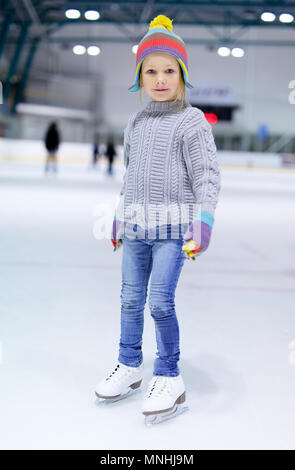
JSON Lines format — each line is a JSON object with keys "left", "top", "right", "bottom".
{"left": 111, "top": 216, "right": 125, "bottom": 251}
{"left": 182, "top": 211, "right": 214, "bottom": 260}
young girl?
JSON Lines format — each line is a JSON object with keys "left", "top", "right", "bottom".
{"left": 95, "top": 14, "right": 221, "bottom": 426}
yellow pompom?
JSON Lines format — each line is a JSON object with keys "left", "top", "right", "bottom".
{"left": 149, "top": 15, "right": 174, "bottom": 32}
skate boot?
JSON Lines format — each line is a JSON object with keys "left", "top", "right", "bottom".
{"left": 94, "top": 361, "right": 143, "bottom": 404}
{"left": 142, "top": 374, "right": 189, "bottom": 426}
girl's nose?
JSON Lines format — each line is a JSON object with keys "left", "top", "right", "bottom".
{"left": 156, "top": 78, "right": 166, "bottom": 85}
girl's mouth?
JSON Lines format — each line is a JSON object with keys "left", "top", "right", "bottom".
{"left": 154, "top": 89, "right": 168, "bottom": 92}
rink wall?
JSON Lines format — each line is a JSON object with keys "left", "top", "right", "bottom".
{"left": 0, "top": 138, "right": 95, "bottom": 164}
{"left": 0, "top": 137, "right": 288, "bottom": 169}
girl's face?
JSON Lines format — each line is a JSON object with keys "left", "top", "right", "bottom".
{"left": 141, "top": 53, "right": 181, "bottom": 102}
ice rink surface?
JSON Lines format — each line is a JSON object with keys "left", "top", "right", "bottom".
{"left": 0, "top": 160, "right": 294, "bottom": 450}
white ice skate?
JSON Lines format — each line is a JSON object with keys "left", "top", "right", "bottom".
{"left": 94, "top": 361, "right": 143, "bottom": 404}
{"left": 142, "top": 374, "right": 189, "bottom": 426}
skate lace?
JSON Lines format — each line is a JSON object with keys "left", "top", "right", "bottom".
{"left": 146, "top": 376, "right": 173, "bottom": 399}
{"left": 105, "top": 363, "right": 135, "bottom": 384}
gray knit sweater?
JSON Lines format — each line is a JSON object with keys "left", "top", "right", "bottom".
{"left": 115, "top": 97, "right": 221, "bottom": 240}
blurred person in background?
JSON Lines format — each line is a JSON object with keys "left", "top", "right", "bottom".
{"left": 92, "top": 140, "right": 99, "bottom": 168}
{"left": 105, "top": 135, "right": 117, "bottom": 175}
{"left": 90, "top": 134, "right": 101, "bottom": 170}
{"left": 44, "top": 121, "right": 60, "bottom": 174}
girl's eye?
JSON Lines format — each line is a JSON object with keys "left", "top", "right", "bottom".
{"left": 146, "top": 69, "right": 174, "bottom": 73}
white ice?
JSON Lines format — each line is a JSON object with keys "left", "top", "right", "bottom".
{"left": 0, "top": 160, "right": 294, "bottom": 450}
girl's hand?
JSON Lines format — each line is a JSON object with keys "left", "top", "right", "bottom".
{"left": 182, "top": 240, "right": 202, "bottom": 260}
{"left": 182, "top": 215, "right": 213, "bottom": 260}
{"left": 111, "top": 217, "right": 125, "bottom": 251}
{"left": 111, "top": 238, "right": 123, "bottom": 251}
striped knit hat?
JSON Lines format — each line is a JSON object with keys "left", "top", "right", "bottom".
{"left": 128, "top": 14, "right": 194, "bottom": 93}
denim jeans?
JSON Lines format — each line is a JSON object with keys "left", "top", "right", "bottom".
{"left": 118, "top": 228, "right": 186, "bottom": 377}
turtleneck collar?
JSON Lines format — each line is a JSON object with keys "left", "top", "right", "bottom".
{"left": 144, "top": 98, "right": 191, "bottom": 114}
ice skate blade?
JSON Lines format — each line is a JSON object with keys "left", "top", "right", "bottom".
{"left": 95, "top": 387, "right": 141, "bottom": 405}
{"left": 144, "top": 404, "right": 189, "bottom": 427}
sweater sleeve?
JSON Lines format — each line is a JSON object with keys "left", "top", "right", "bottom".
{"left": 119, "top": 113, "right": 135, "bottom": 196}
{"left": 181, "top": 109, "right": 221, "bottom": 219}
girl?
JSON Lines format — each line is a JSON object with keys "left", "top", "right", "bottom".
{"left": 95, "top": 15, "right": 221, "bottom": 426}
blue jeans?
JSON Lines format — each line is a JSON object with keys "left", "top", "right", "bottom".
{"left": 118, "top": 229, "right": 186, "bottom": 377}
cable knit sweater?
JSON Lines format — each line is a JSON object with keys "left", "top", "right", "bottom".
{"left": 115, "top": 97, "right": 221, "bottom": 240}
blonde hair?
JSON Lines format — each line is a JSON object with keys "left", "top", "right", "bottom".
{"left": 138, "top": 61, "right": 186, "bottom": 113}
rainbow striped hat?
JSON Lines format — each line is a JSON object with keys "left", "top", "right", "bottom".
{"left": 128, "top": 15, "right": 194, "bottom": 93}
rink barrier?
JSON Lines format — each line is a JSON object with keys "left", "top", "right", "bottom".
{"left": 0, "top": 138, "right": 295, "bottom": 170}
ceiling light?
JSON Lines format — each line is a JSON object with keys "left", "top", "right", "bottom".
{"left": 85, "top": 10, "right": 100, "bottom": 21}
{"left": 279, "top": 13, "right": 294, "bottom": 23}
{"left": 87, "top": 46, "right": 100, "bottom": 56}
{"left": 217, "top": 46, "right": 231, "bottom": 57}
{"left": 73, "top": 45, "right": 86, "bottom": 55}
{"left": 65, "top": 9, "right": 80, "bottom": 19}
{"left": 231, "top": 47, "right": 245, "bottom": 57}
{"left": 261, "top": 12, "right": 276, "bottom": 22}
